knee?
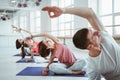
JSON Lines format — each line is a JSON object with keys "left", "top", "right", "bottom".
{"left": 49, "top": 63, "right": 56, "bottom": 70}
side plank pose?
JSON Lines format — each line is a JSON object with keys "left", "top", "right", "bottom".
{"left": 28, "top": 33, "right": 86, "bottom": 75}
{"left": 42, "top": 6, "right": 120, "bottom": 80}
{"left": 12, "top": 25, "right": 39, "bottom": 62}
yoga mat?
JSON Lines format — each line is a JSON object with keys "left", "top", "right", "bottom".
{"left": 16, "top": 67, "right": 87, "bottom": 77}
{"left": 16, "top": 58, "right": 35, "bottom": 63}
{"left": 44, "top": 61, "right": 58, "bottom": 63}
{"left": 14, "top": 54, "right": 21, "bottom": 56}
{"left": 14, "top": 54, "right": 30, "bottom": 56}
{"left": 14, "top": 54, "right": 39, "bottom": 56}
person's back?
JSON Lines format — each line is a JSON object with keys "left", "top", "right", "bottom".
{"left": 31, "top": 41, "right": 39, "bottom": 53}
{"left": 52, "top": 42, "right": 76, "bottom": 66}
{"left": 97, "top": 31, "right": 120, "bottom": 80}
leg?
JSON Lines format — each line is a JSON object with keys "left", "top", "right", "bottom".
{"left": 49, "top": 63, "right": 72, "bottom": 74}
{"left": 68, "top": 59, "right": 86, "bottom": 75}
{"left": 49, "top": 61, "right": 86, "bottom": 75}
{"left": 68, "top": 59, "right": 86, "bottom": 70}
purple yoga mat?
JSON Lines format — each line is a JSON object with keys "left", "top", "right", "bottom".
{"left": 16, "top": 58, "right": 35, "bottom": 63}
{"left": 16, "top": 67, "right": 87, "bottom": 77}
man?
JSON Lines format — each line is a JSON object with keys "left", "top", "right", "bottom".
{"left": 42, "top": 6, "right": 120, "bottom": 80}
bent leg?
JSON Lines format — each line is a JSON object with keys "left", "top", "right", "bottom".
{"left": 68, "top": 59, "right": 86, "bottom": 70}
{"left": 49, "top": 63, "right": 72, "bottom": 74}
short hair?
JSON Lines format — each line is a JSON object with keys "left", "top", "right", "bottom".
{"left": 16, "top": 39, "right": 22, "bottom": 49}
{"left": 73, "top": 28, "right": 90, "bottom": 49}
{"left": 38, "top": 41, "right": 50, "bottom": 57}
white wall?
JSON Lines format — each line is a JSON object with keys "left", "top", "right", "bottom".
{"left": 0, "top": 20, "right": 20, "bottom": 53}
{"left": 0, "top": 20, "right": 13, "bottom": 35}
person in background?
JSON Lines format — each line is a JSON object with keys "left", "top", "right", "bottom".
{"left": 12, "top": 25, "right": 40, "bottom": 62}
{"left": 42, "top": 6, "right": 120, "bottom": 80}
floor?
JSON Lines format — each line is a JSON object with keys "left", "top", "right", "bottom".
{"left": 0, "top": 45, "right": 105, "bottom": 80}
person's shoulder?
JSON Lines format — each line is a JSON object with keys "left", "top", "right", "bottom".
{"left": 99, "top": 30, "right": 109, "bottom": 36}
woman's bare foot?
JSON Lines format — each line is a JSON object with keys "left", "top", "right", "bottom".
{"left": 72, "top": 70, "right": 86, "bottom": 75}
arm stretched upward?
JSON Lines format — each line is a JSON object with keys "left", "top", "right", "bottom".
{"left": 30, "top": 33, "right": 59, "bottom": 43}
{"left": 42, "top": 6, "right": 105, "bottom": 31}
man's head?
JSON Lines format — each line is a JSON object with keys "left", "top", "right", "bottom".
{"left": 73, "top": 28, "right": 101, "bottom": 50}
{"left": 73, "top": 28, "right": 90, "bottom": 49}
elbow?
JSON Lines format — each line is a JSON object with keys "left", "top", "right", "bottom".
{"left": 87, "top": 8, "right": 96, "bottom": 19}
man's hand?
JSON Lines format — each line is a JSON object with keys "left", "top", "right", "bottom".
{"left": 42, "top": 6, "right": 63, "bottom": 18}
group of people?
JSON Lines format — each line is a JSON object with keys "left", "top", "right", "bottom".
{"left": 13, "top": 6, "right": 120, "bottom": 80}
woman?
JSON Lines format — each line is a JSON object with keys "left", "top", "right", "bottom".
{"left": 12, "top": 25, "right": 39, "bottom": 62}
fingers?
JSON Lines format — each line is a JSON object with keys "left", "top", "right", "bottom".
{"left": 42, "top": 7, "right": 55, "bottom": 18}
{"left": 42, "top": 6, "right": 62, "bottom": 18}
{"left": 42, "top": 6, "right": 50, "bottom": 11}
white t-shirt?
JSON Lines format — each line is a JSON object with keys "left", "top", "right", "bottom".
{"left": 87, "top": 31, "right": 120, "bottom": 80}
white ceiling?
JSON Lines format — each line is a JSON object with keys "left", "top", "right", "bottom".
{"left": 0, "top": 0, "right": 16, "bottom": 21}
{"left": 0, "top": 0, "right": 44, "bottom": 21}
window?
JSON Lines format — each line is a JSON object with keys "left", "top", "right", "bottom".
{"left": 101, "top": 16, "right": 112, "bottom": 26}
{"left": 51, "top": 0, "right": 74, "bottom": 37}
{"left": 13, "top": 17, "right": 18, "bottom": 27}
{"left": 30, "top": 11, "right": 35, "bottom": 32}
{"left": 30, "top": 10, "right": 41, "bottom": 33}
{"left": 114, "top": 16, "right": 120, "bottom": 35}
{"left": 99, "top": 0, "right": 112, "bottom": 15}
{"left": 114, "top": 0, "right": 120, "bottom": 13}
{"left": 98, "top": 0, "right": 120, "bottom": 36}
{"left": 35, "top": 11, "right": 41, "bottom": 33}
{"left": 20, "top": 15, "right": 27, "bottom": 29}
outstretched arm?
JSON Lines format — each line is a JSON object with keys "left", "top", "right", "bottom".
{"left": 30, "top": 33, "right": 59, "bottom": 43}
{"left": 42, "top": 55, "right": 55, "bottom": 76}
{"left": 11, "top": 25, "right": 32, "bottom": 35}
{"left": 11, "top": 25, "right": 21, "bottom": 32}
{"left": 42, "top": 6, "right": 104, "bottom": 31}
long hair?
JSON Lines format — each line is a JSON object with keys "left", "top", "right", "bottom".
{"left": 16, "top": 39, "right": 29, "bottom": 58}
{"left": 16, "top": 39, "right": 22, "bottom": 49}
{"left": 21, "top": 41, "right": 30, "bottom": 58}
{"left": 21, "top": 45, "right": 26, "bottom": 58}
{"left": 16, "top": 39, "right": 29, "bottom": 49}
{"left": 38, "top": 41, "right": 51, "bottom": 57}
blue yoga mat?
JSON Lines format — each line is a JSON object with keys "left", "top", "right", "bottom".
{"left": 16, "top": 58, "right": 35, "bottom": 63}
{"left": 14, "top": 53, "right": 29, "bottom": 56}
{"left": 14, "top": 54, "right": 39, "bottom": 56}
{"left": 16, "top": 67, "right": 87, "bottom": 77}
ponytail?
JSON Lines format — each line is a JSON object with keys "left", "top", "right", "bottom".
{"left": 21, "top": 44, "right": 26, "bottom": 59}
